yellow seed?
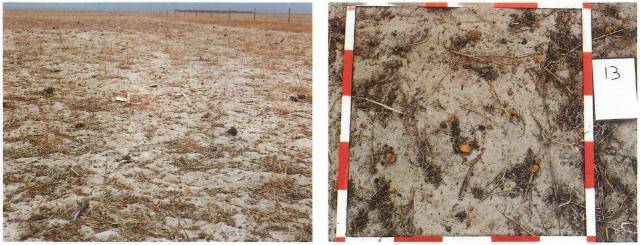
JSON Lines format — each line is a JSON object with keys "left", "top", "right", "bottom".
{"left": 388, "top": 186, "right": 397, "bottom": 193}
{"left": 458, "top": 143, "right": 472, "bottom": 154}
{"left": 530, "top": 164, "right": 540, "bottom": 174}
{"left": 385, "top": 152, "right": 397, "bottom": 164}
{"left": 532, "top": 53, "right": 542, "bottom": 63}
{"left": 604, "top": 26, "right": 614, "bottom": 34}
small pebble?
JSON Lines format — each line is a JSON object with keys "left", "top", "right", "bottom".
{"left": 228, "top": 126, "right": 238, "bottom": 136}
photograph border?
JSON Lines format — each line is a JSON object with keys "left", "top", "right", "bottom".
{"left": 334, "top": 2, "right": 597, "bottom": 242}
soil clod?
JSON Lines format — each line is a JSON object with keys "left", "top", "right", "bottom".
{"left": 227, "top": 126, "right": 238, "bottom": 136}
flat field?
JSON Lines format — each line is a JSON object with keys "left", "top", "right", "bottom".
{"left": 3, "top": 10, "right": 311, "bottom": 241}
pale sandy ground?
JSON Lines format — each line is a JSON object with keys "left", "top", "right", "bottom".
{"left": 329, "top": 4, "right": 636, "bottom": 241}
{"left": 3, "top": 11, "right": 311, "bottom": 241}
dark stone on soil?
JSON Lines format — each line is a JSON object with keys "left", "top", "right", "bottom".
{"left": 228, "top": 126, "right": 238, "bottom": 136}
{"left": 43, "top": 87, "right": 54, "bottom": 96}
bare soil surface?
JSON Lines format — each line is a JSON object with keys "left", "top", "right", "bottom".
{"left": 328, "top": 4, "right": 613, "bottom": 238}
{"left": 3, "top": 11, "right": 311, "bottom": 242}
{"left": 591, "top": 3, "right": 638, "bottom": 242}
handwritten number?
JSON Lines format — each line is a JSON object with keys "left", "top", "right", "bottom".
{"left": 605, "top": 66, "right": 620, "bottom": 80}
{"left": 610, "top": 66, "right": 620, "bottom": 80}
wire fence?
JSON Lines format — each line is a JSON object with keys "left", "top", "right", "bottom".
{"left": 149, "top": 8, "right": 311, "bottom": 24}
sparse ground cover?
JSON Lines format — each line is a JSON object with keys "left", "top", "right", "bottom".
{"left": 591, "top": 3, "right": 637, "bottom": 242}
{"left": 3, "top": 10, "right": 311, "bottom": 241}
{"left": 329, "top": 4, "right": 635, "bottom": 241}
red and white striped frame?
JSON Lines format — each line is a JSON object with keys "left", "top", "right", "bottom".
{"left": 582, "top": 3, "right": 596, "bottom": 243}
{"left": 336, "top": 2, "right": 597, "bottom": 243}
{"left": 336, "top": 5, "right": 356, "bottom": 243}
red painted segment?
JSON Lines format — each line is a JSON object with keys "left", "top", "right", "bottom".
{"left": 583, "top": 3, "right": 593, "bottom": 9}
{"left": 337, "top": 142, "right": 350, "bottom": 190}
{"left": 587, "top": 236, "right": 596, "bottom": 242}
{"left": 336, "top": 237, "right": 346, "bottom": 242}
{"left": 422, "top": 2, "right": 448, "bottom": 8}
{"left": 493, "top": 2, "right": 538, "bottom": 9}
{"left": 584, "top": 141, "right": 595, "bottom": 189}
{"left": 491, "top": 236, "right": 540, "bottom": 242}
{"left": 394, "top": 236, "right": 444, "bottom": 242}
{"left": 342, "top": 50, "right": 353, "bottom": 96}
{"left": 583, "top": 52, "right": 593, "bottom": 96}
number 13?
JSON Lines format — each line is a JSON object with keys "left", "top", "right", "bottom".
{"left": 605, "top": 66, "right": 621, "bottom": 80}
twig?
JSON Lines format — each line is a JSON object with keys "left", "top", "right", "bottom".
{"left": 544, "top": 67, "right": 573, "bottom": 95}
{"left": 486, "top": 81, "right": 510, "bottom": 116}
{"left": 593, "top": 27, "right": 632, "bottom": 41}
{"left": 460, "top": 103, "right": 494, "bottom": 122}
{"left": 71, "top": 198, "right": 89, "bottom": 221}
{"left": 177, "top": 215, "right": 191, "bottom": 241}
{"left": 458, "top": 152, "right": 484, "bottom": 200}
{"left": 70, "top": 165, "right": 80, "bottom": 177}
{"left": 534, "top": 204, "right": 549, "bottom": 233}
{"left": 433, "top": 59, "right": 458, "bottom": 92}
{"left": 559, "top": 194, "right": 572, "bottom": 208}
{"left": 446, "top": 49, "right": 508, "bottom": 65}
{"left": 496, "top": 208, "right": 535, "bottom": 236}
{"left": 522, "top": 173, "right": 535, "bottom": 203}
{"left": 353, "top": 96, "right": 405, "bottom": 115}
{"left": 181, "top": 93, "right": 192, "bottom": 106}
{"left": 399, "top": 32, "right": 430, "bottom": 48}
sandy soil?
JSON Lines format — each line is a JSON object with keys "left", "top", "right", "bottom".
{"left": 3, "top": 11, "right": 311, "bottom": 241}
{"left": 330, "top": 4, "right": 635, "bottom": 240}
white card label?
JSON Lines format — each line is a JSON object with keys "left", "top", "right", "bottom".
{"left": 593, "top": 58, "right": 638, "bottom": 120}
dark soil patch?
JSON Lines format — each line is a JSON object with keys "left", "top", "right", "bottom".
{"left": 492, "top": 148, "right": 540, "bottom": 198}
{"left": 463, "top": 63, "right": 499, "bottom": 81}
{"left": 508, "top": 10, "right": 540, "bottom": 32}
{"left": 449, "top": 30, "right": 482, "bottom": 51}
{"left": 543, "top": 184, "right": 586, "bottom": 233}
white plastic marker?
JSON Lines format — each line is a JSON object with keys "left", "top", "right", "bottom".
{"left": 593, "top": 58, "right": 638, "bottom": 120}
{"left": 336, "top": 2, "right": 598, "bottom": 243}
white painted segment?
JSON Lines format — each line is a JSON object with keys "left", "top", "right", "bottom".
{"left": 582, "top": 9, "right": 592, "bottom": 53}
{"left": 539, "top": 2, "right": 582, "bottom": 9}
{"left": 345, "top": 237, "right": 394, "bottom": 242}
{"left": 336, "top": 190, "right": 348, "bottom": 238}
{"left": 340, "top": 96, "right": 352, "bottom": 142}
{"left": 447, "top": 2, "right": 461, "bottom": 8}
{"left": 443, "top": 236, "right": 491, "bottom": 242}
{"left": 361, "top": 2, "right": 396, "bottom": 7}
{"left": 586, "top": 188, "right": 596, "bottom": 236}
{"left": 584, "top": 95, "right": 594, "bottom": 142}
{"left": 344, "top": 6, "right": 356, "bottom": 51}
{"left": 540, "top": 236, "right": 588, "bottom": 242}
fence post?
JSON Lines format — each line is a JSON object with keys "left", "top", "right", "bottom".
{"left": 253, "top": 8, "right": 256, "bottom": 22}
{"left": 210, "top": 9, "right": 213, "bottom": 17}
{"left": 228, "top": 9, "right": 230, "bottom": 19}
{"left": 288, "top": 8, "right": 291, "bottom": 23}
{"left": 195, "top": 10, "right": 198, "bottom": 16}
